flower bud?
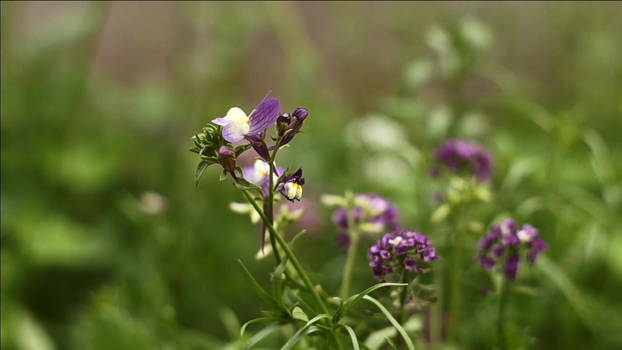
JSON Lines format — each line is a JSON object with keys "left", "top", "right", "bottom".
{"left": 292, "top": 107, "right": 309, "bottom": 122}
{"left": 217, "top": 146, "right": 237, "bottom": 179}
{"left": 276, "top": 113, "right": 291, "bottom": 136}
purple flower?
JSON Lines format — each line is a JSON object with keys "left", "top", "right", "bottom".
{"left": 279, "top": 168, "right": 305, "bottom": 201}
{"left": 478, "top": 254, "right": 495, "bottom": 270}
{"left": 527, "top": 237, "right": 547, "bottom": 265}
{"left": 404, "top": 258, "right": 418, "bottom": 271}
{"left": 504, "top": 253, "right": 519, "bottom": 281}
{"left": 212, "top": 98, "right": 280, "bottom": 143}
{"left": 332, "top": 193, "right": 399, "bottom": 233}
{"left": 242, "top": 159, "right": 283, "bottom": 196}
{"left": 476, "top": 219, "right": 547, "bottom": 281}
{"left": 368, "top": 231, "right": 438, "bottom": 279}
{"left": 433, "top": 139, "right": 493, "bottom": 181}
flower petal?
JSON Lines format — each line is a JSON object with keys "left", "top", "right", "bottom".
{"left": 248, "top": 98, "right": 280, "bottom": 135}
{"left": 222, "top": 123, "right": 246, "bottom": 143}
{"left": 212, "top": 117, "right": 229, "bottom": 126}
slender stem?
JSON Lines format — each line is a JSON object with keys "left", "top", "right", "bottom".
{"left": 242, "top": 190, "right": 329, "bottom": 314}
{"left": 497, "top": 278, "right": 507, "bottom": 350}
{"left": 267, "top": 158, "right": 281, "bottom": 264}
{"left": 339, "top": 205, "right": 359, "bottom": 299}
{"left": 398, "top": 269, "right": 408, "bottom": 324}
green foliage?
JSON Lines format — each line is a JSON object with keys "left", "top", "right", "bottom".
{"left": 2, "top": 2, "right": 622, "bottom": 350}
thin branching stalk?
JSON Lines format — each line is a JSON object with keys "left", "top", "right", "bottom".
{"left": 339, "top": 198, "right": 359, "bottom": 299}
{"left": 497, "top": 278, "right": 507, "bottom": 350}
{"left": 267, "top": 153, "right": 281, "bottom": 264}
{"left": 242, "top": 190, "right": 329, "bottom": 314}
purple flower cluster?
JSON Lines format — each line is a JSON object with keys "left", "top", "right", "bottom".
{"left": 477, "top": 219, "right": 547, "bottom": 281}
{"left": 368, "top": 231, "right": 438, "bottom": 279}
{"left": 432, "top": 139, "right": 493, "bottom": 181}
{"left": 332, "top": 194, "right": 399, "bottom": 232}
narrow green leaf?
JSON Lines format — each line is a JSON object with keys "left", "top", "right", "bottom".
{"left": 280, "top": 314, "right": 331, "bottom": 350}
{"left": 289, "top": 229, "right": 307, "bottom": 247}
{"left": 385, "top": 336, "right": 399, "bottom": 350}
{"left": 364, "top": 327, "right": 396, "bottom": 350}
{"left": 291, "top": 306, "right": 309, "bottom": 322}
{"left": 195, "top": 159, "right": 216, "bottom": 186}
{"left": 235, "top": 177, "right": 264, "bottom": 192}
{"left": 363, "top": 295, "right": 415, "bottom": 350}
{"left": 245, "top": 325, "right": 280, "bottom": 350}
{"left": 338, "top": 324, "right": 360, "bottom": 350}
{"left": 238, "top": 260, "right": 279, "bottom": 309}
{"left": 271, "top": 257, "right": 290, "bottom": 312}
{"left": 240, "top": 317, "right": 279, "bottom": 336}
{"left": 333, "top": 282, "right": 407, "bottom": 322}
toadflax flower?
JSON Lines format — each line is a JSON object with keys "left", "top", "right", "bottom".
{"left": 242, "top": 159, "right": 283, "bottom": 196}
{"left": 368, "top": 231, "right": 438, "bottom": 279}
{"left": 278, "top": 168, "right": 305, "bottom": 202}
{"left": 212, "top": 98, "right": 280, "bottom": 144}
{"left": 477, "top": 219, "right": 547, "bottom": 281}
{"left": 431, "top": 139, "right": 493, "bottom": 181}
{"left": 332, "top": 194, "right": 399, "bottom": 233}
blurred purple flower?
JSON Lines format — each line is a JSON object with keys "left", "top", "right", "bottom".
{"left": 332, "top": 193, "right": 399, "bottom": 233}
{"left": 368, "top": 231, "right": 438, "bottom": 279}
{"left": 433, "top": 139, "right": 493, "bottom": 181}
{"left": 476, "top": 218, "right": 547, "bottom": 281}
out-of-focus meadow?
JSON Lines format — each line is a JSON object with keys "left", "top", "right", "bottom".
{"left": 2, "top": 2, "right": 622, "bottom": 349}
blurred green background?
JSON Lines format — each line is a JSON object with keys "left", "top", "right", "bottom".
{"left": 2, "top": 2, "right": 622, "bottom": 349}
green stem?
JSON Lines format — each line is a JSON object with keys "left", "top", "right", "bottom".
{"left": 398, "top": 269, "right": 408, "bottom": 324}
{"left": 497, "top": 278, "right": 507, "bottom": 350}
{"left": 339, "top": 206, "right": 359, "bottom": 299}
{"left": 267, "top": 159, "right": 281, "bottom": 264}
{"left": 242, "top": 190, "right": 329, "bottom": 314}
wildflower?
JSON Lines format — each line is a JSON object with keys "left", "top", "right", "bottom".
{"left": 332, "top": 194, "right": 399, "bottom": 234}
{"left": 242, "top": 159, "right": 282, "bottom": 196}
{"left": 433, "top": 139, "right": 493, "bottom": 181}
{"left": 477, "top": 219, "right": 547, "bottom": 281}
{"left": 278, "top": 168, "right": 305, "bottom": 201}
{"left": 212, "top": 98, "right": 280, "bottom": 144}
{"left": 368, "top": 231, "right": 438, "bottom": 279}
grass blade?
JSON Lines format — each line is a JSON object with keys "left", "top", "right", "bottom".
{"left": 333, "top": 282, "right": 407, "bottom": 322}
{"left": 363, "top": 295, "right": 415, "bottom": 350}
{"left": 245, "top": 325, "right": 280, "bottom": 350}
{"left": 280, "top": 314, "right": 330, "bottom": 350}
{"left": 240, "top": 317, "right": 279, "bottom": 336}
{"left": 238, "top": 259, "right": 279, "bottom": 309}
{"left": 338, "top": 324, "right": 360, "bottom": 350}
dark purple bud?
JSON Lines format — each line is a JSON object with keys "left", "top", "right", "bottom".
{"left": 292, "top": 107, "right": 309, "bottom": 122}
{"left": 336, "top": 233, "right": 350, "bottom": 250}
{"left": 478, "top": 254, "right": 495, "bottom": 269}
{"left": 404, "top": 258, "right": 418, "bottom": 271}
{"left": 504, "top": 253, "right": 520, "bottom": 281}
{"left": 246, "top": 134, "right": 270, "bottom": 161}
{"left": 276, "top": 113, "right": 291, "bottom": 137}
{"left": 276, "top": 107, "right": 309, "bottom": 147}
{"left": 217, "top": 146, "right": 237, "bottom": 179}
{"left": 491, "top": 245, "right": 505, "bottom": 258}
